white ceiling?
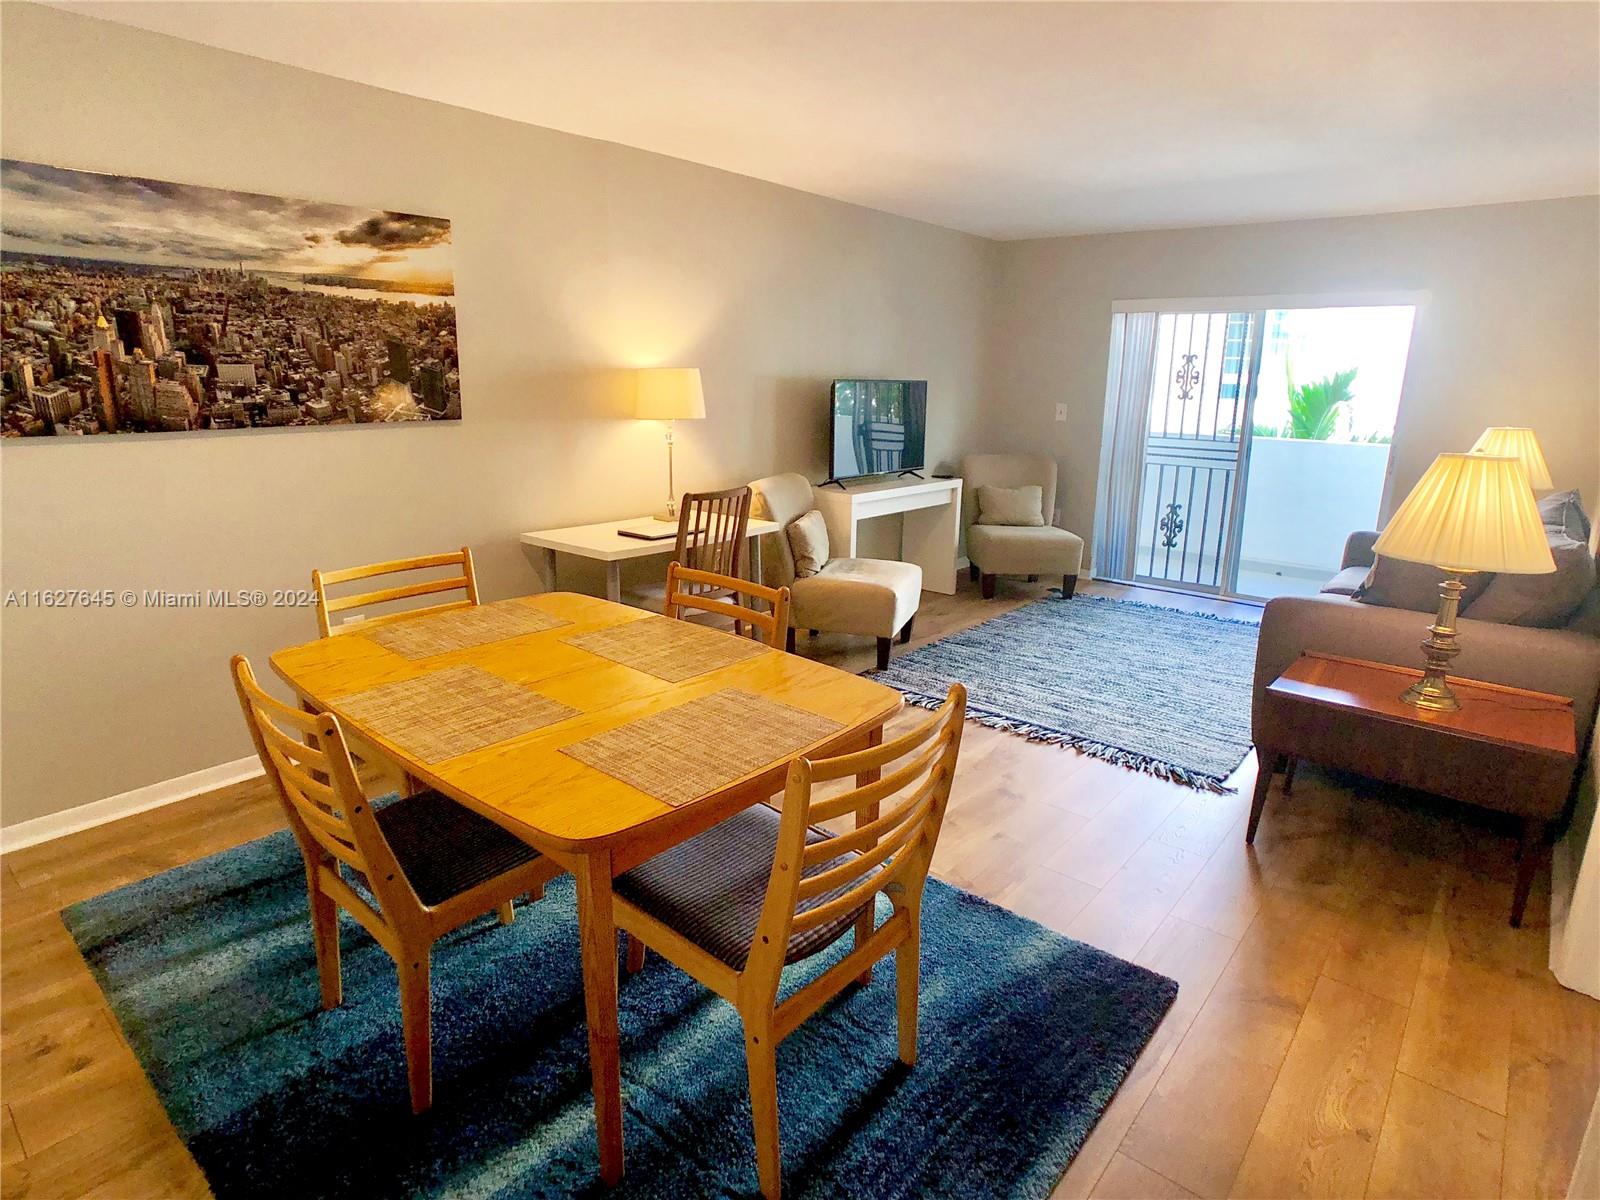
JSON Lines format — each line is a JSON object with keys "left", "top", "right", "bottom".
{"left": 58, "top": 1, "right": 1600, "bottom": 240}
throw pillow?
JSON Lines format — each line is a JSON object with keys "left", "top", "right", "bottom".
{"left": 1464, "top": 533, "right": 1596, "bottom": 628}
{"left": 787, "top": 509, "right": 830, "bottom": 578}
{"left": 976, "top": 484, "right": 1045, "bottom": 527}
{"left": 1538, "top": 488, "right": 1591, "bottom": 543}
{"left": 1352, "top": 554, "right": 1494, "bottom": 614}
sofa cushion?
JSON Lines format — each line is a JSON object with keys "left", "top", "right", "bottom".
{"left": 786, "top": 509, "right": 829, "bottom": 578}
{"left": 790, "top": 557, "right": 921, "bottom": 638}
{"left": 1567, "top": 587, "right": 1600, "bottom": 637}
{"left": 1352, "top": 555, "right": 1494, "bottom": 614}
{"left": 967, "top": 524, "right": 1084, "bottom": 577}
{"left": 1538, "top": 489, "right": 1591, "bottom": 543}
{"left": 1321, "top": 566, "right": 1370, "bottom": 597}
{"left": 976, "top": 484, "right": 1045, "bottom": 527}
{"left": 1465, "top": 534, "right": 1595, "bottom": 628}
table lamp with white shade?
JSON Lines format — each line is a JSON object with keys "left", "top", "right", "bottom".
{"left": 1469, "top": 426, "right": 1553, "bottom": 491}
{"left": 1373, "top": 452, "right": 1555, "bottom": 712}
{"left": 636, "top": 367, "right": 706, "bottom": 522}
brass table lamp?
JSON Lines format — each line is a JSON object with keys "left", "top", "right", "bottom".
{"left": 635, "top": 368, "right": 706, "bottom": 522}
{"left": 1373, "top": 452, "right": 1554, "bottom": 712}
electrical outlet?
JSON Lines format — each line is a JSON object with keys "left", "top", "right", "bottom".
{"left": 1054, "top": 403, "right": 1068, "bottom": 423}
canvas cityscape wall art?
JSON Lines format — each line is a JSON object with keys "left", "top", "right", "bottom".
{"left": 0, "top": 159, "right": 460, "bottom": 438}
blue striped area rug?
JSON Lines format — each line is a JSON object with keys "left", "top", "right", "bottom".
{"left": 65, "top": 829, "right": 1177, "bottom": 1199}
{"left": 871, "top": 595, "right": 1259, "bottom": 791}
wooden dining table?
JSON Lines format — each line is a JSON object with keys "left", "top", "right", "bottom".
{"left": 270, "top": 591, "right": 903, "bottom": 1184}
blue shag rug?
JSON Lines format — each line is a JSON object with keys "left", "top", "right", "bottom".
{"left": 871, "top": 595, "right": 1259, "bottom": 791}
{"left": 64, "top": 828, "right": 1177, "bottom": 1200}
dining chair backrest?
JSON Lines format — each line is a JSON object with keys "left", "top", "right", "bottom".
{"left": 312, "top": 547, "right": 479, "bottom": 637}
{"left": 674, "top": 487, "right": 752, "bottom": 589}
{"left": 664, "top": 562, "right": 791, "bottom": 649}
{"left": 230, "top": 656, "right": 413, "bottom": 927}
{"left": 749, "top": 683, "right": 967, "bottom": 988}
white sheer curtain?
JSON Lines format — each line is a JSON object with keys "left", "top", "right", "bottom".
{"left": 1093, "top": 311, "right": 1158, "bottom": 581}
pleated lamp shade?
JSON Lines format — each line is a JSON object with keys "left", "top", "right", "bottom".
{"left": 1375, "top": 453, "right": 1555, "bottom": 575}
{"left": 1468, "top": 427, "right": 1553, "bottom": 490}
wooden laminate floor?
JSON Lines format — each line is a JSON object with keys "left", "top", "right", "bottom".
{"left": 2, "top": 578, "right": 1595, "bottom": 1199}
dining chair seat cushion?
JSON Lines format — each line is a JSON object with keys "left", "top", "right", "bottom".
{"left": 790, "top": 557, "right": 922, "bottom": 639}
{"left": 375, "top": 789, "right": 541, "bottom": 907}
{"left": 615, "top": 805, "right": 867, "bottom": 970}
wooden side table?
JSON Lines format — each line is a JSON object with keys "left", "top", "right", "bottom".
{"left": 1250, "top": 652, "right": 1579, "bottom": 927}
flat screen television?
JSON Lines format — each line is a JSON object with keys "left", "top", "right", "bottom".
{"left": 827, "top": 379, "right": 928, "bottom": 484}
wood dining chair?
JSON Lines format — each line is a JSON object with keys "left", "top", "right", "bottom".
{"left": 674, "top": 486, "right": 752, "bottom": 580}
{"left": 312, "top": 546, "right": 479, "bottom": 638}
{"left": 613, "top": 683, "right": 967, "bottom": 1199}
{"left": 671, "top": 487, "right": 753, "bottom": 631}
{"left": 231, "top": 655, "right": 562, "bottom": 1114}
{"left": 664, "top": 562, "right": 790, "bottom": 649}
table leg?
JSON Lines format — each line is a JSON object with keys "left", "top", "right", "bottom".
{"left": 852, "top": 723, "right": 884, "bottom": 985}
{"left": 605, "top": 561, "right": 622, "bottom": 605}
{"left": 1510, "top": 818, "right": 1546, "bottom": 928}
{"left": 542, "top": 547, "right": 558, "bottom": 592}
{"left": 1246, "top": 746, "right": 1278, "bottom": 844}
{"left": 750, "top": 532, "right": 763, "bottom": 589}
{"left": 573, "top": 851, "right": 624, "bottom": 1184}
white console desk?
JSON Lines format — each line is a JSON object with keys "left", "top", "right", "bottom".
{"left": 812, "top": 476, "right": 963, "bottom": 594}
{"left": 521, "top": 516, "right": 781, "bottom": 604}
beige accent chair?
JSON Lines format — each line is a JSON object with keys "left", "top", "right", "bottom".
{"left": 961, "top": 454, "right": 1083, "bottom": 600}
{"left": 750, "top": 473, "right": 922, "bottom": 670}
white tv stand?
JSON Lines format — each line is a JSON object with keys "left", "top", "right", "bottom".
{"left": 811, "top": 476, "right": 963, "bottom": 594}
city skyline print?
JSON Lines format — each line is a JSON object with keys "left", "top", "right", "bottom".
{"left": 1, "top": 159, "right": 461, "bottom": 438}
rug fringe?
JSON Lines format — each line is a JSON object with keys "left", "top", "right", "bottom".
{"left": 892, "top": 689, "right": 1237, "bottom": 794}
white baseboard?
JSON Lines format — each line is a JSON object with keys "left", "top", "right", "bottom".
{"left": 0, "top": 756, "right": 264, "bottom": 853}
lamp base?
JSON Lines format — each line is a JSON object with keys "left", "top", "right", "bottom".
{"left": 650, "top": 510, "right": 678, "bottom": 524}
{"left": 1400, "top": 673, "right": 1462, "bottom": 713}
{"left": 1399, "top": 569, "right": 1471, "bottom": 714}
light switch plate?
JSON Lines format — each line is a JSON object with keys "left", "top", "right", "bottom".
{"left": 1054, "top": 403, "right": 1068, "bottom": 422}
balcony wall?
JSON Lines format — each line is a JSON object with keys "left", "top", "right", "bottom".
{"left": 1237, "top": 437, "right": 1391, "bottom": 578}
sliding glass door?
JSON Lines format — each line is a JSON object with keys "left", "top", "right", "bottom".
{"left": 1096, "top": 301, "right": 1417, "bottom": 601}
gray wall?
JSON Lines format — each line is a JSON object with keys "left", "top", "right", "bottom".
{"left": 986, "top": 197, "right": 1600, "bottom": 568}
{"left": 0, "top": 4, "right": 997, "bottom": 825}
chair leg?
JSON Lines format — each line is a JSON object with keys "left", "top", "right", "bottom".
{"left": 308, "top": 878, "right": 342, "bottom": 1010}
{"left": 784, "top": 626, "right": 796, "bottom": 653}
{"left": 742, "top": 1015, "right": 782, "bottom": 1200}
{"left": 497, "top": 901, "right": 515, "bottom": 925}
{"left": 527, "top": 880, "right": 546, "bottom": 903}
{"left": 1061, "top": 573, "right": 1078, "bottom": 599}
{"left": 399, "top": 949, "right": 433, "bottom": 1114}
{"left": 968, "top": 562, "right": 979, "bottom": 583}
{"left": 898, "top": 616, "right": 914, "bottom": 645}
{"left": 875, "top": 637, "right": 892, "bottom": 671}
{"left": 624, "top": 933, "right": 647, "bottom": 975}
{"left": 808, "top": 629, "right": 818, "bottom": 637}
{"left": 896, "top": 915, "right": 921, "bottom": 1067}
{"left": 981, "top": 573, "right": 997, "bottom": 600}
{"left": 1282, "top": 755, "right": 1299, "bottom": 796}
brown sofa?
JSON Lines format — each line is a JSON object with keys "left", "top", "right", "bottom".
{"left": 1253, "top": 531, "right": 1600, "bottom": 752}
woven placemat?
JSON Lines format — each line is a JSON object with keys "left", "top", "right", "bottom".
{"left": 561, "top": 688, "right": 843, "bottom": 806}
{"left": 564, "top": 615, "right": 770, "bottom": 682}
{"left": 336, "top": 666, "right": 578, "bottom": 763}
{"left": 365, "top": 600, "right": 570, "bottom": 660}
